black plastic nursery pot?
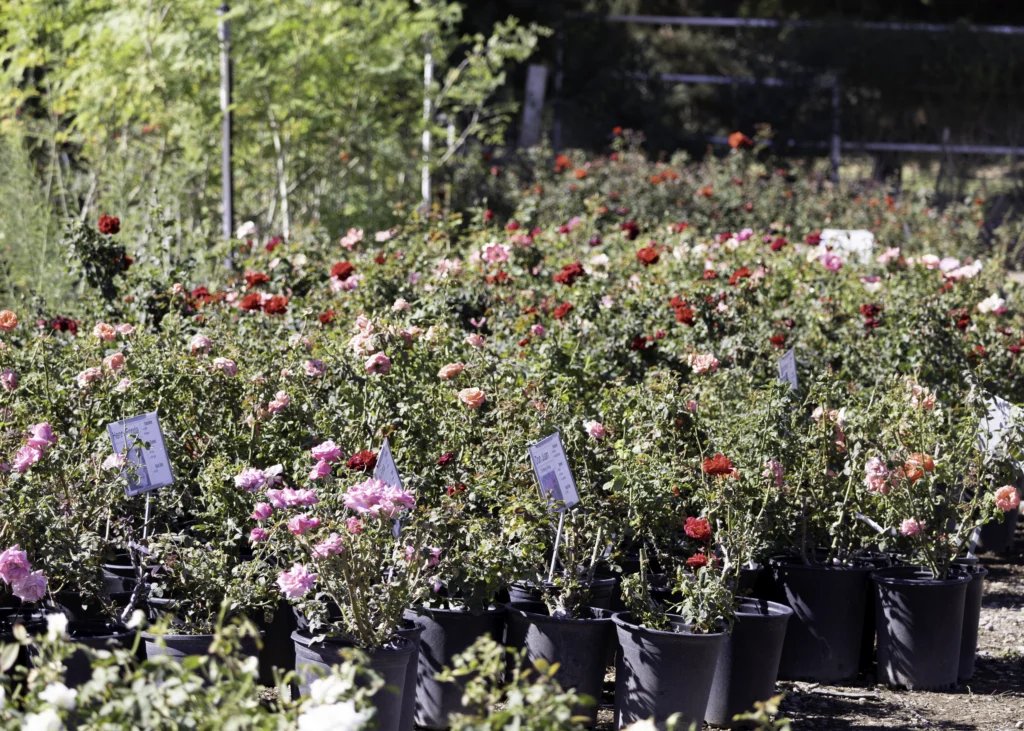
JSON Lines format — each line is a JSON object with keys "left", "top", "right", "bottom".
{"left": 504, "top": 601, "right": 614, "bottom": 724}
{"left": 612, "top": 612, "right": 726, "bottom": 730}
{"left": 873, "top": 566, "right": 971, "bottom": 690}
{"left": 254, "top": 601, "right": 298, "bottom": 687}
{"left": 396, "top": 621, "right": 424, "bottom": 731}
{"left": 854, "top": 552, "right": 893, "bottom": 675}
{"left": 64, "top": 621, "right": 134, "bottom": 686}
{"left": 292, "top": 631, "right": 417, "bottom": 731}
{"left": 507, "top": 577, "right": 618, "bottom": 610}
{"left": 956, "top": 563, "right": 988, "bottom": 681}
{"left": 403, "top": 605, "right": 507, "bottom": 730}
{"left": 976, "top": 506, "right": 1020, "bottom": 555}
{"left": 141, "top": 629, "right": 261, "bottom": 663}
{"left": 704, "top": 599, "right": 793, "bottom": 729}
{"left": 768, "top": 556, "right": 875, "bottom": 683}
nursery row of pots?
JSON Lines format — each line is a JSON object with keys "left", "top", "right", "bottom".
{"left": 3, "top": 520, "right": 1013, "bottom": 731}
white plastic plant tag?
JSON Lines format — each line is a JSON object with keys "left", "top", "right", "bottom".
{"left": 979, "top": 396, "right": 1013, "bottom": 454}
{"left": 107, "top": 412, "right": 174, "bottom": 497}
{"left": 778, "top": 348, "right": 798, "bottom": 391}
{"left": 820, "top": 229, "right": 875, "bottom": 265}
{"left": 528, "top": 432, "right": 580, "bottom": 512}
{"left": 373, "top": 437, "right": 404, "bottom": 491}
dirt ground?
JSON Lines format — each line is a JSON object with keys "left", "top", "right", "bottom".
{"left": 592, "top": 527, "right": 1024, "bottom": 730}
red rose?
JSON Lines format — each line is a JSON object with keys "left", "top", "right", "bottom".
{"left": 684, "top": 517, "right": 712, "bottom": 541}
{"left": 805, "top": 232, "right": 822, "bottom": 246}
{"left": 239, "top": 293, "right": 263, "bottom": 311}
{"left": 446, "top": 483, "right": 467, "bottom": 497}
{"left": 769, "top": 334, "right": 786, "bottom": 349}
{"left": 263, "top": 295, "right": 288, "bottom": 315}
{"left": 703, "top": 269, "right": 718, "bottom": 280}
{"left": 347, "top": 450, "right": 377, "bottom": 471}
{"left": 553, "top": 302, "right": 574, "bottom": 320}
{"left": 728, "top": 266, "right": 751, "bottom": 286}
{"left": 702, "top": 454, "right": 734, "bottom": 476}
{"left": 318, "top": 309, "right": 336, "bottom": 325}
{"left": 437, "top": 452, "right": 456, "bottom": 467}
{"left": 374, "top": 253, "right": 387, "bottom": 265}
{"left": 553, "top": 261, "right": 586, "bottom": 286}
{"left": 97, "top": 214, "right": 120, "bottom": 235}
{"left": 245, "top": 271, "right": 270, "bottom": 288}
{"left": 860, "top": 303, "right": 881, "bottom": 319}
{"left": 621, "top": 220, "right": 640, "bottom": 240}
{"left": 770, "top": 237, "right": 787, "bottom": 252}
{"left": 637, "top": 246, "right": 660, "bottom": 266}
{"left": 265, "top": 236, "right": 283, "bottom": 253}
{"left": 331, "top": 261, "right": 355, "bottom": 279}
{"left": 686, "top": 552, "right": 709, "bottom": 568}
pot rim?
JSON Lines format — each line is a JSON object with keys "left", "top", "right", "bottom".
{"left": 733, "top": 597, "right": 794, "bottom": 618}
{"left": 872, "top": 566, "right": 972, "bottom": 586}
{"left": 768, "top": 555, "right": 876, "bottom": 572}
{"left": 406, "top": 603, "right": 506, "bottom": 617}
{"left": 290, "top": 628, "right": 414, "bottom": 653}
{"left": 611, "top": 611, "right": 728, "bottom": 638}
{"left": 504, "top": 601, "right": 612, "bottom": 623}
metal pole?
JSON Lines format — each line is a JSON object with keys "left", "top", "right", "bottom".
{"left": 553, "top": 25, "right": 564, "bottom": 151}
{"left": 548, "top": 511, "right": 566, "bottom": 583}
{"left": 421, "top": 45, "right": 433, "bottom": 210}
{"left": 143, "top": 494, "right": 152, "bottom": 539}
{"left": 830, "top": 76, "right": 841, "bottom": 183}
{"left": 218, "top": 3, "right": 234, "bottom": 240}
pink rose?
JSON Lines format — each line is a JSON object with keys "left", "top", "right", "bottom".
{"left": 481, "top": 242, "right": 510, "bottom": 264}
{"left": 93, "top": 322, "right": 116, "bottom": 342}
{"left": 995, "top": 485, "right": 1020, "bottom": 512}
{"left": 437, "top": 363, "right": 465, "bottom": 380}
{"left": 76, "top": 367, "right": 103, "bottom": 388}
{"left": 819, "top": 251, "right": 843, "bottom": 272}
{"left": 213, "top": 357, "right": 237, "bottom": 376}
{"left": 346, "top": 517, "right": 363, "bottom": 534}
{"left": 268, "top": 391, "right": 290, "bottom": 413}
{"left": 103, "top": 353, "right": 126, "bottom": 371}
{"left": 234, "top": 468, "right": 266, "bottom": 493}
{"left": 309, "top": 460, "right": 333, "bottom": 481}
{"left": 375, "top": 228, "right": 395, "bottom": 243}
{"left": 311, "top": 440, "right": 342, "bottom": 463}
{"left": 530, "top": 324, "right": 546, "bottom": 337}
{"left": 0, "top": 545, "right": 31, "bottom": 584}
{"left": 293, "top": 488, "right": 319, "bottom": 506}
{"left": 340, "top": 228, "right": 363, "bottom": 249}
{"left": 392, "top": 298, "right": 410, "bottom": 312}
{"left": 249, "top": 527, "right": 269, "bottom": 543}
{"left": 762, "top": 459, "right": 784, "bottom": 487}
{"left": 312, "top": 533, "right": 344, "bottom": 559}
{"left": 102, "top": 453, "right": 126, "bottom": 471}
{"left": 899, "top": 518, "right": 924, "bottom": 537}
{"left": 303, "top": 359, "right": 326, "bottom": 377}
{"left": 287, "top": 514, "right": 321, "bottom": 536}
{"left": 427, "top": 547, "right": 442, "bottom": 567}
{"left": 27, "top": 423, "right": 55, "bottom": 451}
{"left": 12, "top": 570, "right": 47, "bottom": 602}
{"left": 0, "top": 369, "right": 18, "bottom": 392}
{"left": 458, "top": 388, "right": 486, "bottom": 409}
{"left": 251, "top": 503, "right": 273, "bottom": 521}
{"left": 277, "top": 564, "right": 317, "bottom": 599}
{"left": 365, "top": 352, "right": 391, "bottom": 375}
{"left": 583, "top": 420, "right": 606, "bottom": 440}
{"left": 189, "top": 334, "right": 212, "bottom": 355}
{"left": 864, "top": 457, "right": 890, "bottom": 495}
{"left": 876, "top": 247, "right": 900, "bottom": 264}
{"left": 13, "top": 444, "right": 42, "bottom": 473}
{"left": 464, "top": 334, "right": 485, "bottom": 348}
{"left": 687, "top": 353, "right": 719, "bottom": 374}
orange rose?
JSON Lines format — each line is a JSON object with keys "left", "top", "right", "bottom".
{"left": 458, "top": 387, "right": 486, "bottom": 409}
{"left": 0, "top": 310, "right": 18, "bottom": 332}
{"left": 437, "top": 362, "right": 465, "bottom": 381}
{"left": 573, "top": 168, "right": 587, "bottom": 180}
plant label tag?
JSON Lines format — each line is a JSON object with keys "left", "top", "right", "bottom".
{"left": 107, "top": 412, "right": 174, "bottom": 497}
{"left": 820, "top": 229, "right": 875, "bottom": 265}
{"left": 979, "top": 396, "right": 1014, "bottom": 454}
{"left": 373, "top": 437, "right": 404, "bottom": 492}
{"left": 528, "top": 432, "right": 580, "bottom": 512}
{"left": 778, "top": 349, "right": 798, "bottom": 391}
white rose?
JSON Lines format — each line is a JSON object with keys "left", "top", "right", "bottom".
{"left": 38, "top": 682, "right": 76, "bottom": 710}
{"left": 298, "top": 701, "right": 372, "bottom": 731}
{"left": 23, "top": 708, "right": 63, "bottom": 731}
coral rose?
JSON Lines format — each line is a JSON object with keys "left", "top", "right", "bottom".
{"left": 0, "top": 311, "right": 18, "bottom": 332}
{"left": 995, "top": 485, "right": 1020, "bottom": 512}
{"left": 458, "top": 388, "right": 486, "bottom": 409}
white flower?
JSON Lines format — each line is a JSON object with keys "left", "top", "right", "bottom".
{"left": 310, "top": 675, "right": 354, "bottom": 706}
{"left": 22, "top": 708, "right": 63, "bottom": 731}
{"left": 125, "top": 609, "right": 145, "bottom": 629}
{"left": 977, "top": 293, "right": 1005, "bottom": 314}
{"left": 236, "top": 221, "right": 257, "bottom": 239}
{"left": 241, "top": 656, "right": 260, "bottom": 677}
{"left": 38, "top": 682, "right": 76, "bottom": 710}
{"left": 298, "top": 701, "right": 372, "bottom": 731}
{"left": 45, "top": 613, "right": 68, "bottom": 640}
{"left": 623, "top": 721, "right": 658, "bottom": 731}
{"left": 0, "top": 685, "right": 5, "bottom": 710}
{"left": 167, "top": 686, "right": 189, "bottom": 707}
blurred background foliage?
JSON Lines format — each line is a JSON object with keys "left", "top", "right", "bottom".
{"left": 3, "top": 0, "right": 1024, "bottom": 298}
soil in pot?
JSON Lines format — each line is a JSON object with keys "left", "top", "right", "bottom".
{"left": 403, "top": 605, "right": 506, "bottom": 730}
{"left": 769, "top": 556, "right": 875, "bottom": 683}
{"left": 507, "top": 577, "right": 618, "bottom": 610}
{"left": 292, "top": 630, "right": 417, "bottom": 731}
{"left": 704, "top": 599, "right": 793, "bottom": 728}
{"left": 873, "top": 566, "right": 971, "bottom": 690}
{"left": 612, "top": 612, "right": 726, "bottom": 730}
{"left": 505, "top": 601, "right": 613, "bottom": 725}
{"left": 955, "top": 563, "right": 988, "bottom": 681}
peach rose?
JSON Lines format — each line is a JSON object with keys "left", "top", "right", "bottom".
{"left": 437, "top": 363, "right": 465, "bottom": 380}
{"left": 93, "top": 322, "right": 116, "bottom": 342}
{"left": 103, "top": 353, "right": 126, "bottom": 371}
{"left": 0, "top": 311, "right": 18, "bottom": 332}
{"left": 458, "top": 388, "right": 486, "bottom": 409}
